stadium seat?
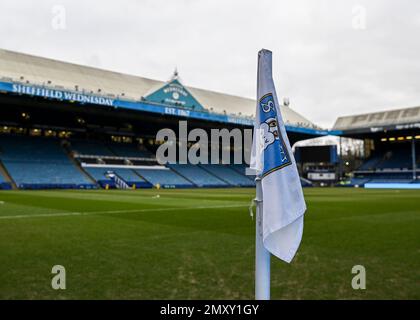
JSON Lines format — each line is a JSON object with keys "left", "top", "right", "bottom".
{"left": 349, "top": 177, "right": 371, "bottom": 186}
{"left": 84, "top": 167, "right": 139, "bottom": 182}
{"left": 135, "top": 168, "right": 193, "bottom": 188}
{"left": 358, "top": 156, "right": 382, "bottom": 171}
{"left": 83, "top": 167, "right": 151, "bottom": 188}
{"left": 229, "top": 164, "right": 251, "bottom": 176}
{"left": 168, "top": 164, "right": 229, "bottom": 187}
{"left": 350, "top": 171, "right": 417, "bottom": 186}
{"left": 0, "top": 172, "right": 11, "bottom": 189}
{"left": 199, "top": 164, "right": 254, "bottom": 186}
{"left": 107, "top": 143, "right": 154, "bottom": 159}
{"left": 353, "top": 143, "right": 419, "bottom": 185}
{"left": 359, "top": 144, "right": 414, "bottom": 171}
{"left": 70, "top": 140, "right": 115, "bottom": 156}
{"left": 0, "top": 135, "right": 96, "bottom": 189}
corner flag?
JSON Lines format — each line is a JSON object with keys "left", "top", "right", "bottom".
{"left": 251, "top": 49, "right": 306, "bottom": 264}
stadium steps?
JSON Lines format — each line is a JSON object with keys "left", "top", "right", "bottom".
{"left": 108, "top": 172, "right": 130, "bottom": 189}
{"left": 0, "top": 159, "right": 17, "bottom": 189}
{"left": 130, "top": 169, "right": 165, "bottom": 186}
{"left": 63, "top": 145, "right": 98, "bottom": 186}
{"left": 228, "top": 165, "right": 255, "bottom": 181}
{"left": 198, "top": 165, "right": 236, "bottom": 186}
{"left": 163, "top": 167, "right": 199, "bottom": 187}
{"left": 131, "top": 170, "right": 153, "bottom": 185}
{"left": 131, "top": 170, "right": 164, "bottom": 187}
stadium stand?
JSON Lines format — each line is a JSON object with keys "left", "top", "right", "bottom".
{"left": 0, "top": 135, "right": 96, "bottom": 189}
{"left": 111, "top": 168, "right": 145, "bottom": 183}
{"left": 376, "top": 148, "right": 413, "bottom": 170}
{"left": 334, "top": 106, "right": 419, "bottom": 188}
{"left": 355, "top": 143, "right": 416, "bottom": 171}
{"left": 230, "top": 164, "right": 251, "bottom": 176}
{"left": 107, "top": 143, "right": 154, "bottom": 159}
{"left": 0, "top": 49, "right": 343, "bottom": 190}
{"left": 71, "top": 140, "right": 115, "bottom": 156}
{"left": 83, "top": 167, "right": 151, "bottom": 189}
{"left": 168, "top": 164, "right": 229, "bottom": 187}
{"left": 135, "top": 168, "right": 193, "bottom": 188}
{"left": 350, "top": 174, "right": 414, "bottom": 185}
{"left": 199, "top": 164, "right": 254, "bottom": 186}
{"left": 358, "top": 156, "right": 382, "bottom": 171}
{"left": 349, "top": 177, "right": 371, "bottom": 186}
{"left": 0, "top": 171, "right": 11, "bottom": 189}
{"left": 70, "top": 140, "right": 255, "bottom": 189}
{"left": 350, "top": 141, "right": 420, "bottom": 186}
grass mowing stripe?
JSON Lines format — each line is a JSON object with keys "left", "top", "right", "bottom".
{"left": 0, "top": 188, "right": 418, "bottom": 299}
{"left": 0, "top": 203, "right": 250, "bottom": 220}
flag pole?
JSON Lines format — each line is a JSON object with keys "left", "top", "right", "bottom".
{"left": 255, "top": 176, "right": 270, "bottom": 300}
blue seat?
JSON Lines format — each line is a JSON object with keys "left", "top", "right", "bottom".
{"left": 199, "top": 164, "right": 254, "bottom": 186}
{"left": 360, "top": 145, "right": 415, "bottom": 170}
{"left": 359, "top": 156, "right": 381, "bottom": 171}
{"left": 136, "top": 168, "right": 192, "bottom": 187}
{"left": 83, "top": 167, "right": 151, "bottom": 188}
{"left": 107, "top": 143, "right": 154, "bottom": 158}
{"left": 0, "top": 135, "right": 94, "bottom": 188}
{"left": 70, "top": 140, "right": 114, "bottom": 156}
{"left": 168, "top": 164, "right": 228, "bottom": 187}
{"left": 350, "top": 178, "right": 371, "bottom": 186}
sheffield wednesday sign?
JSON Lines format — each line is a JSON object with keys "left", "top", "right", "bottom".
{"left": 12, "top": 83, "right": 115, "bottom": 106}
{"left": 0, "top": 80, "right": 326, "bottom": 135}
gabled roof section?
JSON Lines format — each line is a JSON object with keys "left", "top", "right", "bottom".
{"left": 0, "top": 48, "right": 319, "bottom": 128}
{"left": 333, "top": 106, "right": 420, "bottom": 131}
{"left": 144, "top": 72, "right": 205, "bottom": 111}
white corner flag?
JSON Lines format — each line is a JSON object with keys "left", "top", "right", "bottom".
{"left": 251, "top": 49, "right": 306, "bottom": 267}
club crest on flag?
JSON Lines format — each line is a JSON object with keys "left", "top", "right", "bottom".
{"left": 258, "top": 93, "right": 292, "bottom": 177}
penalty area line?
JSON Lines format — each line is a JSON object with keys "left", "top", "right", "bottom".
{"left": 0, "top": 204, "right": 249, "bottom": 220}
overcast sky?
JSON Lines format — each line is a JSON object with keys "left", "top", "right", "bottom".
{"left": 1, "top": 0, "right": 419, "bottom": 128}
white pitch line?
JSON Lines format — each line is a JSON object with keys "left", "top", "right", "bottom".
{"left": 0, "top": 204, "right": 248, "bottom": 220}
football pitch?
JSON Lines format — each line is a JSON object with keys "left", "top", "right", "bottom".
{"left": 0, "top": 188, "right": 418, "bottom": 300}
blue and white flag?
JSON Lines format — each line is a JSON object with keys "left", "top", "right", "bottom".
{"left": 251, "top": 49, "right": 306, "bottom": 263}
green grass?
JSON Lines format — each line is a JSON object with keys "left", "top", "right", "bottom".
{"left": 0, "top": 188, "right": 419, "bottom": 300}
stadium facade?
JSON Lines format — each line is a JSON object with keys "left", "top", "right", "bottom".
{"left": 0, "top": 49, "right": 324, "bottom": 190}
{"left": 0, "top": 49, "right": 418, "bottom": 190}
